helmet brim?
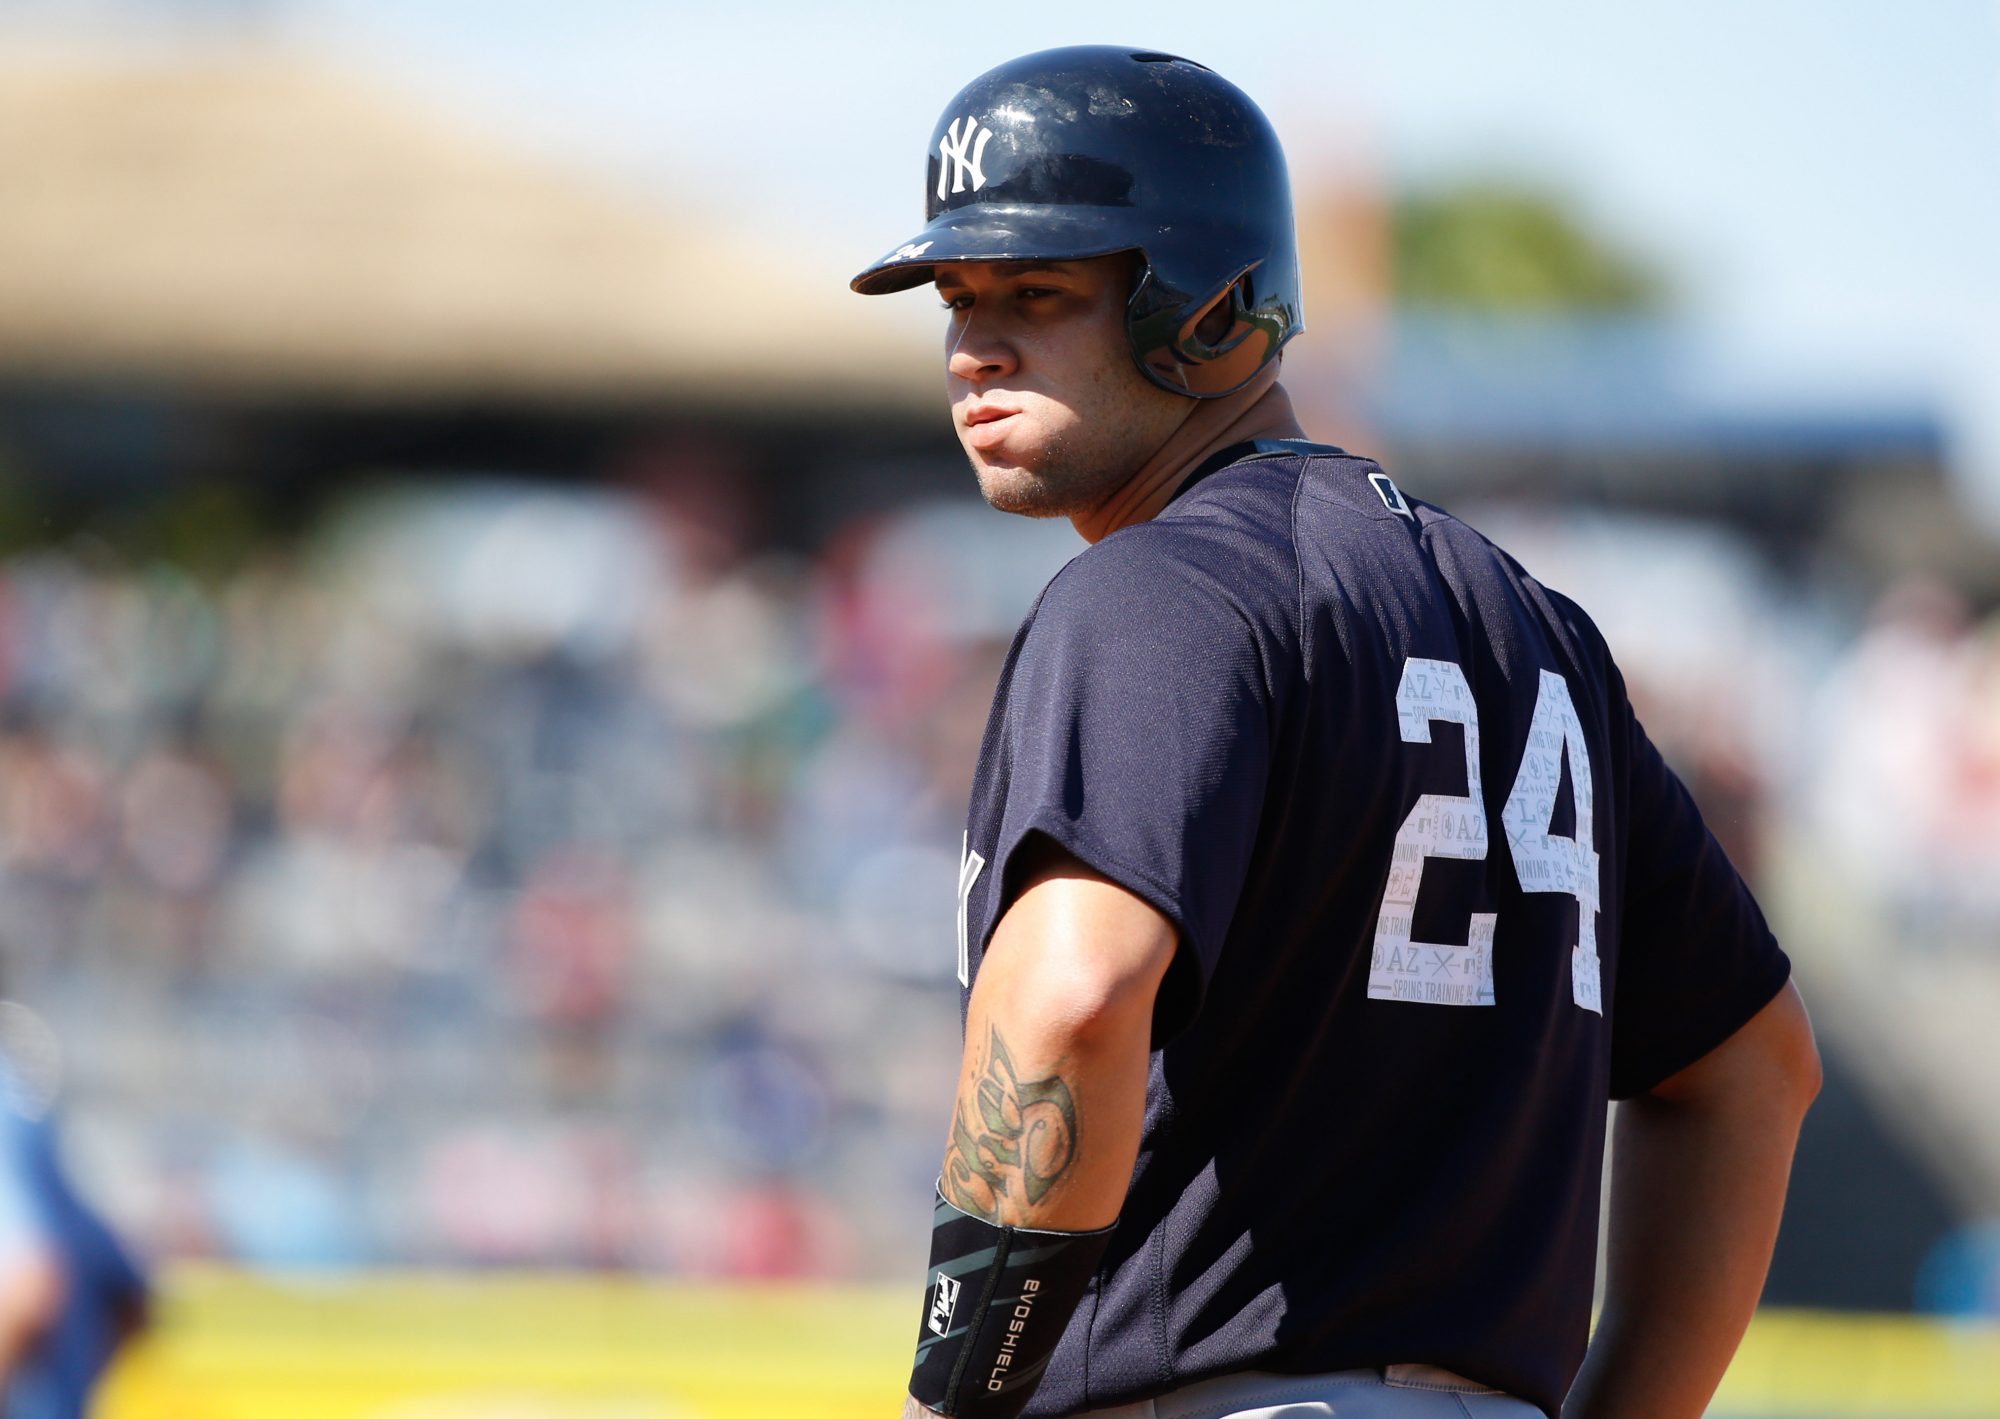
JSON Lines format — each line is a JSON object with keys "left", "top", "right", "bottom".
{"left": 850, "top": 206, "right": 1143, "bottom": 295}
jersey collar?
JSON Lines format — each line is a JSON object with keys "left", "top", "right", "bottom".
{"left": 1167, "top": 438, "right": 1350, "bottom": 507}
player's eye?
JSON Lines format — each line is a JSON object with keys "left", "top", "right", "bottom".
{"left": 938, "top": 293, "right": 972, "bottom": 311}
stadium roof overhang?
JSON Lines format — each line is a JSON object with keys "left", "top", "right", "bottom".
{"left": 0, "top": 51, "right": 935, "bottom": 409}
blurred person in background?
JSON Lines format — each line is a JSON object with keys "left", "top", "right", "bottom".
{"left": 0, "top": 1004, "right": 147, "bottom": 1419}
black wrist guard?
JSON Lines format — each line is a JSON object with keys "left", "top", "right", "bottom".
{"left": 907, "top": 1185, "right": 1114, "bottom": 1418}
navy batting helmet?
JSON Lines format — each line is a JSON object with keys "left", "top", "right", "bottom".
{"left": 850, "top": 46, "right": 1304, "bottom": 399}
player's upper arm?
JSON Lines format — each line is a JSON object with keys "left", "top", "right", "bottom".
{"left": 982, "top": 529, "right": 1282, "bottom": 1041}
{"left": 1642, "top": 977, "right": 1821, "bottom": 1114}
{"left": 981, "top": 838, "right": 1179, "bottom": 1035}
{"left": 1607, "top": 691, "right": 1793, "bottom": 1099}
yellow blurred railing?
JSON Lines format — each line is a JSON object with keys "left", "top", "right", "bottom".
{"left": 94, "top": 1268, "right": 2000, "bottom": 1419}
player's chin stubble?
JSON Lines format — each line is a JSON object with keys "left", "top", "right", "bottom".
{"left": 964, "top": 398, "right": 1173, "bottom": 519}
{"left": 969, "top": 435, "right": 1126, "bottom": 520}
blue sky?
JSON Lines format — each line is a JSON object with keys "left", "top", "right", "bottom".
{"left": 15, "top": 1, "right": 2000, "bottom": 516}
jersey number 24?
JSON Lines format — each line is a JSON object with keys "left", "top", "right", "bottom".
{"left": 1366, "top": 657, "right": 1602, "bottom": 1014}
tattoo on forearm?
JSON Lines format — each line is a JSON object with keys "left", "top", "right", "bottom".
{"left": 941, "top": 1025, "right": 1078, "bottom": 1221}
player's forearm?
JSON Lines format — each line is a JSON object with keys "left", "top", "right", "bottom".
{"left": 1564, "top": 1095, "right": 1799, "bottom": 1419}
{"left": 937, "top": 868, "right": 1170, "bottom": 1230}
{"left": 1564, "top": 986, "right": 1819, "bottom": 1419}
{"left": 901, "top": 855, "right": 1174, "bottom": 1419}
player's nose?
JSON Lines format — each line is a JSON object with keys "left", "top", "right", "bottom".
{"left": 946, "top": 311, "right": 1017, "bottom": 383}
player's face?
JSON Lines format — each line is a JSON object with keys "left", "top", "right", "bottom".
{"left": 936, "top": 255, "right": 1191, "bottom": 518}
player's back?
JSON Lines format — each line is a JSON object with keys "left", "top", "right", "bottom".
{"left": 1287, "top": 444, "right": 1617, "bottom": 1018}
{"left": 1106, "top": 445, "right": 1620, "bottom": 1410}
{"left": 990, "top": 444, "right": 1787, "bottom": 1418}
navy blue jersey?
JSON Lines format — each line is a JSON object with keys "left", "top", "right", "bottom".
{"left": 956, "top": 444, "right": 1791, "bottom": 1419}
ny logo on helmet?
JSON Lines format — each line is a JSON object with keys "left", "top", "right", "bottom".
{"left": 936, "top": 117, "right": 993, "bottom": 200}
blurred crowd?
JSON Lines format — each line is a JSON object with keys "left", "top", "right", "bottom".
{"left": 0, "top": 474, "right": 1005, "bottom": 1281}
{"left": 1808, "top": 578, "right": 2000, "bottom": 946}
{"left": 0, "top": 470, "right": 1993, "bottom": 1301}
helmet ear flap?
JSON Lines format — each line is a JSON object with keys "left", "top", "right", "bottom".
{"left": 1180, "top": 270, "right": 1258, "bottom": 360}
{"left": 1128, "top": 262, "right": 1279, "bottom": 398}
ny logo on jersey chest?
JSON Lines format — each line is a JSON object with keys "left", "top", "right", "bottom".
{"left": 956, "top": 834, "right": 986, "bottom": 987}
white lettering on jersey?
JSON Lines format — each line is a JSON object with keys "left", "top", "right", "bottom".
{"left": 1501, "top": 670, "right": 1603, "bottom": 1013}
{"left": 957, "top": 834, "right": 986, "bottom": 987}
{"left": 1369, "top": 658, "right": 1498, "bottom": 1006}
{"left": 1367, "top": 658, "right": 1604, "bottom": 1012}
{"left": 937, "top": 117, "right": 994, "bottom": 201}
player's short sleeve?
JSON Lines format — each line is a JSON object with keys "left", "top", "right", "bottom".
{"left": 985, "top": 530, "right": 1276, "bottom": 1042}
{"left": 1608, "top": 698, "right": 1792, "bottom": 1099}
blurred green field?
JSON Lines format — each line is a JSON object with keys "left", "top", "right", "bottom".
{"left": 95, "top": 1269, "right": 2000, "bottom": 1419}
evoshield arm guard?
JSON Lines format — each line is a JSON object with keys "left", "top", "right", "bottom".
{"left": 908, "top": 1187, "right": 1114, "bottom": 1418}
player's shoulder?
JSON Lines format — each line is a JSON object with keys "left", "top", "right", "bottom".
{"left": 1021, "top": 490, "right": 1303, "bottom": 681}
{"left": 1430, "top": 508, "right": 1628, "bottom": 704}
{"left": 1462, "top": 516, "right": 1617, "bottom": 665}
{"left": 1076, "top": 518, "right": 1294, "bottom": 643}
{"left": 1034, "top": 519, "right": 1258, "bottom": 633}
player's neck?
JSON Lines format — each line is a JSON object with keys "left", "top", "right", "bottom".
{"left": 1071, "top": 374, "right": 1307, "bottom": 544}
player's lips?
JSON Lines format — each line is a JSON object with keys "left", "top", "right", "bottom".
{"left": 962, "top": 402, "right": 1022, "bottom": 450}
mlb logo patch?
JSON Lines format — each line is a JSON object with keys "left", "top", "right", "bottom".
{"left": 1369, "top": 472, "right": 1416, "bottom": 520}
{"left": 928, "top": 1271, "right": 961, "bottom": 1336}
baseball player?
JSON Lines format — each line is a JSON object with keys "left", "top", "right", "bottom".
{"left": 851, "top": 46, "right": 1820, "bottom": 1419}
{"left": 0, "top": 1024, "right": 149, "bottom": 1419}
